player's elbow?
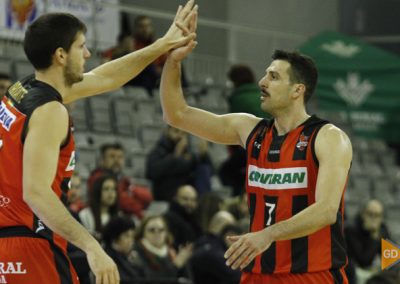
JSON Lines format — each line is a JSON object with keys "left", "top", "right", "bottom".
{"left": 323, "top": 206, "right": 339, "bottom": 225}
{"left": 22, "top": 183, "right": 42, "bottom": 206}
{"left": 162, "top": 109, "right": 184, "bottom": 128}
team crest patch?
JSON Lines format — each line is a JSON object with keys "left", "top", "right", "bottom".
{"left": 296, "top": 132, "right": 309, "bottom": 151}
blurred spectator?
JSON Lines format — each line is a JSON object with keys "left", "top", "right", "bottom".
{"left": 132, "top": 16, "right": 163, "bottom": 71}
{"left": 88, "top": 143, "right": 153, "bottom": 219}
{"left": 218, "top": 144, "right": 246, "bottom": 197}
{"left": 223, "top": 192, "right": 250, "bottom": 232}
{"left": 195, "top": 192, "right": 223, "bottom": 234}
{"left": 227, "top": 64, "right": 266, "bottom": 118}
{"left": 0, "top": 72, "right": 12, "bottom": 100}
{"left": 103, "top": 217, "right": 144, "bottom": 283}
{"left": 134, "top": 215, "right": 193, "bottom": 282}
{"left": 131, "top": 15, "right": 189, "bottom": 95}
{"left": 346, "top": 199, "right": 390, "bottom": 283}
{"left": 218, "top": 65, "right": 271, "bottom": 197}
{"left": 102, "top": 32, "right": 134, "bottom": 62}
{"left": 190, "top": 211, "right": 241, "bottom": 284}
{"left": 164, "top": 185, "right": 202, "bottom": 249}
{"left": 79, "top": 175, "right": 119, "bottom": 240}
{"left": 193, "top": 138, "right": 213, "bottom": 196}
{"left": 146, "top": 126, "right": 213, "bottom": 202}
{"left": 68, "top": 172, "right": 86, "bottom": 214}
{"left": 123, "top": 15, "right": 162, "bottom": 95}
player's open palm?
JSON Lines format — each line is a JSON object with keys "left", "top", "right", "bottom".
{"left": 163, "top": 0, "right": 197, "bottom": 49}
{"left": 169, "top": 9, "right": 198, "bottom": 62}
{"left": 87, "top": 248, "right": 120, "bottom": 284}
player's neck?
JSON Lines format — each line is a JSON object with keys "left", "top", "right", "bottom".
{"left": 274, "top": 108, "right": 310, "bottom": 136}
{"left": 34, "top": 68, "right": 68, "bottom": 98}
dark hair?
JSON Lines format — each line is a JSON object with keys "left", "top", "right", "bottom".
{"left": 89, "top": 175, "right": 119, "bottom": 234}
{"left": 100, "top": 143, "right": 124, "bottom": 158}
{"left": 0, "top": 72, "right": 11, "bottom": 81}
{"left": 102, "top": 217, "right": 135, "bottom": 247}
{"left": 228, "top": 65, "right": 255, "bottom": 88}
{"left": 271, "top": 50, "right": 318, "bottom": 103}
{"left": 23, "top": 13, "right": 87, "bottom": 70}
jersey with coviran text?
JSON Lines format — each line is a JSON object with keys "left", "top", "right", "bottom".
{"left": 244, "top": 115, "right": 348, "bottom": 274}
{"left": 0, "top": 76, "right": 75, "bottom": 253}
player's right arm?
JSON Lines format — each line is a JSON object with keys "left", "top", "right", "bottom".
{"left": 23, "top": 102, "right": 119, "bottom": 284}
{"left": 160, "top": 12, "right": 261, "bottom": 146}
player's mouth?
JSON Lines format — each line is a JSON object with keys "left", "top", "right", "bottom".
{"left": 260, "top": 89, "right": 270, "bottom": 100}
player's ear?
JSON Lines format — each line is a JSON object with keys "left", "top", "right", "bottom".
{"left": 293, "top": 83, "right": 305, "bottom": 99}
{"left": 53, "top": 47, "right": 67, "bottom": 66}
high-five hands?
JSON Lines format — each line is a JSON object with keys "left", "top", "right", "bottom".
{"left": 162, "top": 0, "right": 198, "bottom": 51}
{"left": 169, "top": 2, "right": 198, "bottom": 62}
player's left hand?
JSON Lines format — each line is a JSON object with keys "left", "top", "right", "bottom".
{"left": 224, "top": 229, "right": 273, "bottom": 270}
{"left": 169, "top": 5, "right": 198, "bottom": 62}
{"left": 162, "top": 0, "right": 198, "bottom": 50}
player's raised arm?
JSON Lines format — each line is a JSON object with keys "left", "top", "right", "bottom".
{"left": 64, "top": 0, "right": 197, "bottom": 103}
{"left": 160, "top": 9, "right": 260, "bottom": 146}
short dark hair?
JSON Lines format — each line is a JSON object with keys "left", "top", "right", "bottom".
{"left": 100, "top": 143, "right": 124, "bottom": 158}
{"left": 271, "top": 50, "right": 318, "bottom": 103}
{"left": 102, "top": 217, "right": 135, "bottom": 246}
{"left": 228, "top": 65, "right": 255, "bottom": 88}
{"left": 23, "top": 13, "right": 87, "bottom": 70}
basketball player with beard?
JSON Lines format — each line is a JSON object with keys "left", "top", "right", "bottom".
{"left": 0, "top": 1, "right": 197, "bottom": 283}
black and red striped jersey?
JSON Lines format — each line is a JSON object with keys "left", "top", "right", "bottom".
{"left": 244, "top": 115, "right": 348, "bottom": 274}
{"left": 0, "top": 75, "right": 75, "bottom": 253}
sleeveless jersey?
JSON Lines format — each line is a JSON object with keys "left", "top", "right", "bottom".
{"left": 0, "top": 76, "right": 75, "bottom": 253}
{"left": 244, "top": 115, "right": 347, "bottom": 274}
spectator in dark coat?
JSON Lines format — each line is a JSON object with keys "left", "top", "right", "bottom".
{"left": 190, "top": 211, "right": 241, "bottom": 284}
{"left": 164, "top": 185, "right": 201, "bottom": 249}
{"left": 103, "top": 217, "right": 144, "bottom": 283}
{"left": 345, "top": 199, "right": 390, "bottom": 284}
{"left": 146, "top": 126, "right": 212, "bottom": 201}
{"left": 346, "top": 199, "right": 390, "bottom": 269}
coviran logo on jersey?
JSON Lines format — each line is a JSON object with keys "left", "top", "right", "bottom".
{"left": 248, "top": 165, "right": 308, "bottom": 190}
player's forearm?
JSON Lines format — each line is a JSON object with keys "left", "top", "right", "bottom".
{"left": 90, "top": 38, "right": 171, "bottom": 90}
{"left": 265, "top": 201, "right": 337, "bottom": 241}
{"left": 24, "top": 187, "right": 101, "bottom": 253}
{"left": 160, "top": 58, "right": 189, "bottom": 125}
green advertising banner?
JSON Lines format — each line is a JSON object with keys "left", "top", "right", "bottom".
{"left": 299, "top": 32, "right": 400, "bottom": 142}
